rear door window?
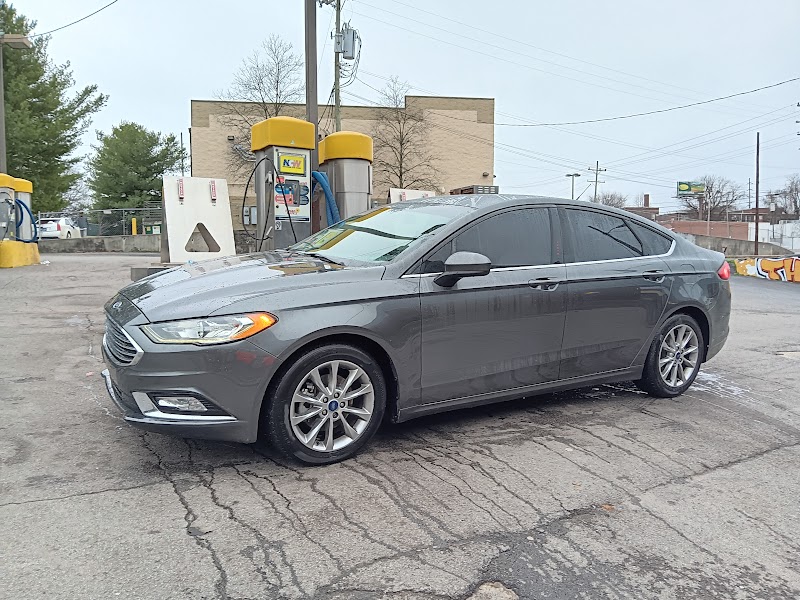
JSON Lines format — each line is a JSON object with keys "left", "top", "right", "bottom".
{"left": 562, "top": 209, "right": 643, "bottom": 262}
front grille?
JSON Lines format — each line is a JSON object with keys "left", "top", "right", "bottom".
{"left": 104, "top": 318, "right": 141, "bottom": 365}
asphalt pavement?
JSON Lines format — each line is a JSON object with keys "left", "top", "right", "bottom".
{"left": 1, "top": 254, "right": 798, "bottom": 600}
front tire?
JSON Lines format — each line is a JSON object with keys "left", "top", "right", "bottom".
{"left": 264, "top": 344, "right": 386, "bottom": 465}
{"left": 635, "top": 314, "right": 704, "bottom": 398}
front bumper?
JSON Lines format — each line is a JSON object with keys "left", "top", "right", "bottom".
{"left": 101, "top": 334, "right": 280, "bottom": 443}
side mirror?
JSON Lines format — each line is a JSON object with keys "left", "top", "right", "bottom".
{"left": 434, "top": 251, "right": 491, "bottom": 287}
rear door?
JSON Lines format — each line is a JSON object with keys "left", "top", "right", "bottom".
{"left": 559, "top": 208, "right": 674, "bottom": 379}
{"left": 417, "top": 207, "right": 567, "bottom": 404}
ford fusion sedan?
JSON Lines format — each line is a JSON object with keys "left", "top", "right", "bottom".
{"left": 101, "top": 195, "right": 731, "bottom": 464}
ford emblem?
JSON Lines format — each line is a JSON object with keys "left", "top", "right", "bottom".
{"left": 112, "top": 300, "right": 123, "bottom": 310}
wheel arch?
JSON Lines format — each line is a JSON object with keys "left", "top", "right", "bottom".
{"left": 663, "top": 304, "right": 711, "bottom": 362}
{"left": 257, "top": 330, "right": 401, "bottom": 437}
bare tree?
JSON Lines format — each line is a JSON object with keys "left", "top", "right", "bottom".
{"left": 679, "top": 175, "right": 743, "bottom": 220}
{"left": 62, "top": 171, "right": 93, "bottom": 215}
{"left": 371, "top": 77, "right": 439, "bottom": 194}
{"left": 216, "top": 35, "right": 304, "bottom": 174}
{"left": 594, "top": 191, "right": 628, "bottom": 208}
{"left": 775, "top": 174, "right": 800, "bottom": 215}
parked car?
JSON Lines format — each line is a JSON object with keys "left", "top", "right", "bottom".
{"left": 101, "top": 195, "right": 731, "bottom": 464}
{"left": 38, "top": 217, "right": 82, "bottom": 239}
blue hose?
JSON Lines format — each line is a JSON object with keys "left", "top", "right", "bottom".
{"left": 311, "top": 171, "right": 341, "bottom": 226}
{"left": 14, "top": 199, "right": 38, "bottom": 242}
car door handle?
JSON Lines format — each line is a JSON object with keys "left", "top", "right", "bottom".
{"left": 642, "top": 270, "right": 666, "bottom": 282}
{"left": 528, "top": 277, "right": 562, "bottom": 291}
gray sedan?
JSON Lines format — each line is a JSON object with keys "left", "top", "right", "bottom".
{"left": 101, "top": 195, "right": 731, "bottom": 464}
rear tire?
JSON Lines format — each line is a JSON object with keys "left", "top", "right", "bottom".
{"left": 264, "top": 344, "right": 386, "bottom": 465}
{"left": 635, "top": 314, "right": 704, "bottom": 398}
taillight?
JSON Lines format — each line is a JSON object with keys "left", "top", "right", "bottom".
{"left": 717, "top": 262, "right": 731, "bottom": 280}
{"left": 57, "top": 222, "right": 61, "bottom": 231}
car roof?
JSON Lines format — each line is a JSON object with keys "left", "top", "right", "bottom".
{"left": 400, "top": 194, "right": 556, "bottom": 209}
{"left": 396, "top": 193, "right": 677, "bottom": 237}
{"left": 403, "top": 193, "right": 656, "bottom": 218}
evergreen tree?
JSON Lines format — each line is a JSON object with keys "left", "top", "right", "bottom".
{"left": 1, "top": 3, "right": 107, "bottom": 212}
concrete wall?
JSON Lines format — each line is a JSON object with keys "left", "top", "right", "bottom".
{"left": 39, "top": 233, "right": 260, "bottom": 256}
{"left": 666, "top": 219, "right": 749, "bottom": 240}
{"left": 190, "top": 97, "right": 495, "bottom": 229}
{"left": 675, "top": 232, "right": 789, "bottom": 256}
{"left": 38, "top": 235, "right": 161, "bottom": 253}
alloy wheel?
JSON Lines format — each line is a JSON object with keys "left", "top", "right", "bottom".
{"left": 289, "top": 360, "right": 375, "bottom": 453}
{"left": 658, "top": 324, "right": 700, "bottom": 387}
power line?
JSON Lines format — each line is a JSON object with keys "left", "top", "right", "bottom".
{"left": 351, "top": 9, "right": 754, "bottom": 118}
{"left": 345, "top": 84, "right": 798, "bottom": 195}
{"left": 422, "top": 96, "right": 793, "bottom": 168}
{"left": 381, "top": 0, "right": 775, "bottom": 114}
{"left": 343, "top": 88, "right": 795, "bottom": 190}
{"left": 356, "top": 71, "right": 796, "bottom": 173}
{"left": 29, "top": 0, "right": 121, "bottom": 38}
{"left": 355, "top": 3, "right": 767, "bottom": 117}
{"left": 605, "top": 106, "right": 795, "bottom": 167}
{"left": 413, "top": 77, "right": 799, "bottom": 127}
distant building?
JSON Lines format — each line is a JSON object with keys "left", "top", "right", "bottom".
{"left": 729, "top": 206, "right": 797, "bottom": 223}
{"left": 189, "top": 97, "right": 495, "bottom": 229}
{"left": 624, "top": 193, "right": 659, "bottom": 221}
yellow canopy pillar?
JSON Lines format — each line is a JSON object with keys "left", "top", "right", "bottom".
{"left": 0, "top": 174, "right": 40, "bottom": 268}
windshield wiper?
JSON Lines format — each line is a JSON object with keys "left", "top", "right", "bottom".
{"left": 297, "top": 251, "right": 345, "bottom": 266}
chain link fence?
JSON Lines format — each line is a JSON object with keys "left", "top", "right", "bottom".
{"left": 38, "top": 206, "right": 162, "bottom": 237}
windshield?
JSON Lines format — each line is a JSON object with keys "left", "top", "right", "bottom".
{"left": 289, "top": 202, "right": 471, "bottom": 264}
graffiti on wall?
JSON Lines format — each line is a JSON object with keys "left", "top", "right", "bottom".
{"left": 734, "top": 257, "right": 800, "bottom": 283}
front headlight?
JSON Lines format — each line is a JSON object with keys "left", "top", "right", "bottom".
{"left": 140, "top": 313, "right": 277, "bottom": 345}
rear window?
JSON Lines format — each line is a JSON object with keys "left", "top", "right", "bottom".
{"left": 628, "top": 221, "right": 673, "bottom": 255}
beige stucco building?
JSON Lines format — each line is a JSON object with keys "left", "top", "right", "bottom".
{"left": 189, "top": 96, "right": 495, "bottom": 229}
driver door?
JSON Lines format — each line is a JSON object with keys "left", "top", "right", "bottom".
{"left": 417, "top": 207, "right": 567, "bottom": 405}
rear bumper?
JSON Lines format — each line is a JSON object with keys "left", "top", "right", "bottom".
{"left": 101, "top": 334, "right": 281, "bottom": 443}
{"left": 706, "top": 281, "right": 731, "bottom": 362}
{"left": 706, "top": 326, "right": 729, "bottom": 361}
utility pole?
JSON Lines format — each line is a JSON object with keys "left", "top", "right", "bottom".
{"left": 755, "top": 132, "right": 760, "bottom": 256}
{"left": 748, "top": 177, "right": 752, "bottom": 209}
{"left": 334, "top": 0, "right": 342, "bottom": 132}
{"left": 0, "top": 33, "right": 33, "bottom": 174}
{"left": 565, "top": 173, "right": 581, "bottom": 200}
{"left": 588, "top": 161, "right": 606, "bottom": 203}
{"left": 304, "top": 0, "right": 321, "bottom": 233}
{"left": 304, "top": 0, "right": 319, "bottom": 170}
{"left": 0, "top": 41, "right": 6, "bottom": 174}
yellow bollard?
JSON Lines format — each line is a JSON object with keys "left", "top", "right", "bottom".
{"left": 131, "top": 217, "right": 137, "bottom": 235}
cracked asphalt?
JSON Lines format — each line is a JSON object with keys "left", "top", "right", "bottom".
{"left": 1, "top": 253, "right": 799, "bottom": 600}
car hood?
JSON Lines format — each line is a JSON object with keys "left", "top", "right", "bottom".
{"left": 118, "top": 251, "right": 386, "bottom": 322}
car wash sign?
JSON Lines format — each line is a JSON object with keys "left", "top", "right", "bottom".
{"left": 278, "top": 153, "right": 306, "bottom": 176}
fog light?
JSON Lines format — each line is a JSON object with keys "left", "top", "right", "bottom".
{"left": 155, "top": 396, "right": 208, "bottom": 412}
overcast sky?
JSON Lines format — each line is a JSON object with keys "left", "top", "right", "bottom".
{"left": 22, "top": 0, "right": 800, "bottom": 211}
